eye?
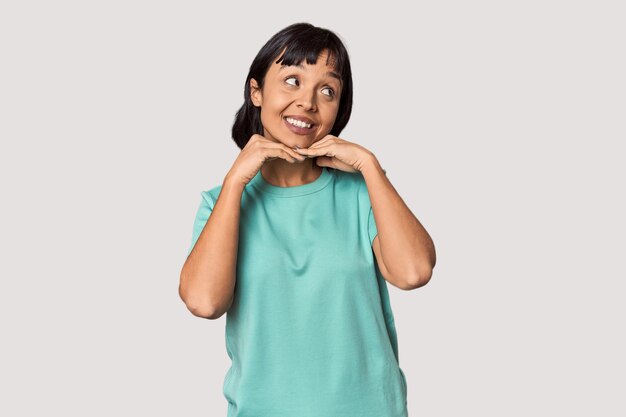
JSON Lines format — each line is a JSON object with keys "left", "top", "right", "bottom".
{"left": 322, "top": 87, "right": 336, "bottom": 98}
{"left": 284, "top": 76, "right": 336, "bottom": 99}
{"left": 285, "top": 76, "right": 299, "bottom": 86}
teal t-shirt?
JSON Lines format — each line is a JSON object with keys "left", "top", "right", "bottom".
{"left": 188, "top": 166, "right": 408, "bottom": 417}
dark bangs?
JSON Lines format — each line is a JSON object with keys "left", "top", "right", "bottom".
{"left": 273, "top": 35, "right": 348, "bottom": 84}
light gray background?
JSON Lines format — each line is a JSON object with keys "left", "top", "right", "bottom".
{"left": 1, "top": 1, "right": 624, "bottom": 415}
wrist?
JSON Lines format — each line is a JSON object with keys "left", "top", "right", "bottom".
{"left": 223, "top": 173, "right": 247, "bottom": 193}
{"left": 359, "top": 153, "right": 384, "bottom": 176}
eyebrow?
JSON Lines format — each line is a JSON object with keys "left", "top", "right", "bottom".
{"left": 280, "top": 64, "right": 342, "bottom": 83}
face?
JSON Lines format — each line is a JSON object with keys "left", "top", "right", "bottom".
{"left": 250, "top": 49, "right": 342, "bottom": 148}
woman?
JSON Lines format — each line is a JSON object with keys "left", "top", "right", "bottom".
{"left": 179, "top": 22, "right": 436, "bottom": 417}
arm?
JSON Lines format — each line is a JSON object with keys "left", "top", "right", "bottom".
{"left": 361, "top": 154, "right": 436, "bottom": 289}
{"left": 179, "top": 176, "right": 244, "bottom": 319}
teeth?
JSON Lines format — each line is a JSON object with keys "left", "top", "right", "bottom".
{"left": 286, "top": 117, "right": 312, "bottom": 129}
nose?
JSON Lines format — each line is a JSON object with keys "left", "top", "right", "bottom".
{"left": 296, "top": 87, "right": 317, "bottom": 111}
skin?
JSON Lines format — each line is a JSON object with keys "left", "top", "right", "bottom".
{"left": 180, "top": 48, "right": 437, "bottom": 319}
{"left": 251, "top": 48, "right": 436, "bottom": 290}
{"left": 249, "top": 49, "right": 345, "bottom": 186}
{"left": 296, "top": 138, "right": 436, "bottom": 290}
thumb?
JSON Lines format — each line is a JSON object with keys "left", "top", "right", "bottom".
{"left": 315, "top": 156, "right": 333, "bottom": 167}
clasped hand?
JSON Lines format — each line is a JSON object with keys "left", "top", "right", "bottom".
{"left": 294, "top": 135, "right": 373, "bottom": 173}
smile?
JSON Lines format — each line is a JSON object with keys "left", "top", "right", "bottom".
{"left": 285, "top": 117, "right": 312, "bottom": 128}
{"left": 283, "top": 117, "right": 316, "bottom": 135}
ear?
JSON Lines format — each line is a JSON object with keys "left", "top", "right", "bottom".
{"left": 250, "top": 78, "right": 262, "bottom": 107}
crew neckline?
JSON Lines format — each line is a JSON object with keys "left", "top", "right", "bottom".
{"left": 249, "top": 166, "right": 334, "bottom": 197}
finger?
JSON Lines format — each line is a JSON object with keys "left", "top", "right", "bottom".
{"left": 266, "top": 144, "right": 306, "bottom": 161}
{"left": 317, "top": 156, "right": 358, "bottom": 173}
{"left": 315, "top": 156, "right": 335, "bottom": 167}
{"left": 279, "top": 150, "right": 300, "bottom": 163}
{"left": 282, "top": 144, "right": 307, "bottom": 160}
{"left": 295, "top": 144, "right": 335, "bottom": 157}
{"left": 263, "top": 147, "right": 293, "bottom": 163}
{"left": 307, "top": 136, "right": 333, "bottom": 149}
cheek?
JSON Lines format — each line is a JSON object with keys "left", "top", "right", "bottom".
{"left": 261, "top": 94, "right": 287, "bottom": 116}
{"left": 323, "top": 105, "right": 340, "bottom": 125}
{"left": 259, "top": 101, "right": 280, "bottom": 122}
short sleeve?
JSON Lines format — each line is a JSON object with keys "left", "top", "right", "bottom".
{"left": 187, "top": 191, "right": 216, "bottom": 256}
{"left": 367, "top": 205, "right": 378, "bottom": 246}
{"left": 358, "top": 169, "right": 387, "bottom": 246}
{"left": 363, "top": 168, "right": 385, "bottom": 246}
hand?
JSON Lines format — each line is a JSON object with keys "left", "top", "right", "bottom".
{"left": 293, "top": 135, "right": 374, "bottom": 173}
{"left": 225, "top": 134, "right": 307, "bottom": 187}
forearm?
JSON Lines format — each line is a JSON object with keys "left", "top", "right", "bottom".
{"left": 360, "top": 155, "right": 436, "bottom": 283}
{"left": 179, "top": 177, "right": 244, "bottom": 318}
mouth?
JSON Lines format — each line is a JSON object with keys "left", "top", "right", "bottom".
{"left": 283, "top": 116, "right": 317, "bottom": 135}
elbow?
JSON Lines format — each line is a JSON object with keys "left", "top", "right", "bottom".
{"left": 180, "top": 291, "right": 224, "bottom": 319}
{"left": 187, "top": 303, "right": 224, "bottom": 320}
{"left": 393, "top": 246, "right": 436, "bottom": 291}
{"left": 401, "top": 267, "right": 433, "bottom": 291}
{"left": 178, "top": 280, "right": 225, "bottom": 320}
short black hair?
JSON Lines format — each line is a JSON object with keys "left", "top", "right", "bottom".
{"left": 231, "top": 22, "right": 353, "bottom": 149}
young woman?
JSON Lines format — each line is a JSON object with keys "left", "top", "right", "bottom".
{"left": 179, "top": 22, "right": 436, "bottom": 417}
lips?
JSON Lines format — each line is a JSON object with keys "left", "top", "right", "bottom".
{"left": 283, "top": 116, "right": 316, "bottom": 135}
{"left": 284, "top": 115, "right": 316, "bottom": 126}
